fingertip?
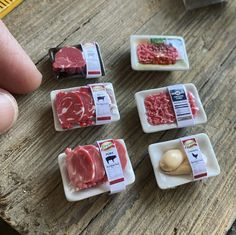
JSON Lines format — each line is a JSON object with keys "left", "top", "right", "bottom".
{"left": 0, "top": 88, "right": 18, "bottom": 134}
{"left": 15, "top": 67, "right": 42, "bottom": 94}
{"left": 0, "top": 20, "right": 42, "bottom": 94}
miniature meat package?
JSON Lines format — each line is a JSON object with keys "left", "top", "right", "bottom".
{"left": 58, "top": 139, "right": 135, "bottom": 201}
{"left": 50, "top": 83, "right": 120, "bottom": 131}
{"left": 148, "top": 133, "right": 220, "bottom": 189}
{"left": 135, "top": 83, "right": 207, "bottom": 133}
{"left": 49, "top": 42, "right": 105, "bottom": 79}
{"left": 183, "top": 0, "right": 226, "bottom": 10}
{"left": 130, "top": 35, "right": 189, "bottom": 71}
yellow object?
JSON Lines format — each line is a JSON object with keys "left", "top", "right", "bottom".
{"left": 0, "top": 0, "right": 22, "bottom": 19}
{"left": 159, "top": 149, "right": 192, "bottom": 175}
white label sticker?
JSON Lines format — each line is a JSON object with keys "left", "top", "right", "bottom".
{"left": 97, "top": 139, "right": 126, "bottom": 193}
{"left": 168, "top": 84, "right": 194, "bottom": 127}
{"left": 181, "top": 137, "right": 208, "bottom": 180}
{"left": 81, "top": 42, "right": 102, "bottom": 78}
{"left": 89, "top": 84, "right": 112, "bottom": 125}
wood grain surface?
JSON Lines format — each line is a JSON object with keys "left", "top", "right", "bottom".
{"left": 0, "top": 0, "right": 235, "bottom": 234}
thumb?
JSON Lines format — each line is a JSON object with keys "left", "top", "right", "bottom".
{"left": 0, "top": 88, "right": 18, "bottom": 134}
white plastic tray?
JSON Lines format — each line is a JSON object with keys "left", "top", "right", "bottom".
{"left": 148, "top": 133, "right": 220, "bottom": 189}
{"left": 58, "top": 139, "right": 135, "bottom": 201}
{"left": 50, "top": 83, "right": 120, "bottom": 131}
{"left": 130, "top": 35, "right": 189, "bottom": 71}
{"left": 135, "top": 83, "right": 207, "bottom": 133}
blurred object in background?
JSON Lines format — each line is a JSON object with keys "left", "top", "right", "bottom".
{"left": 0, "top": 0, "right": 22, "bottom": 19}
{"left": 183, "top": 0, "right": 227, "bottom": 10}
{"left": 0, "top": 218, "right": 19, "bottom": 235}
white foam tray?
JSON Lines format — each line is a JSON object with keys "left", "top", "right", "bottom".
{"left": 148, "top": 133, "right": 220, "bottom": 189}
{"left": 50, "top": 83, "right": 120, "bottom": 131}
{"left": 135, "top": 83, "right": 207, "bottom": 133}
{"left": 58, "top": 139, "right": 135, "bottom": 201}
{"left": 130, "top": 35, "right": 189, "bottom": 71}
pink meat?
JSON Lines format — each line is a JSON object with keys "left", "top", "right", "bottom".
{"left": 137, "top": 42, "right": 178, "bottom": 65}
{"left": 53, "top": 47, "right": 86, "bottom": 74}
{"left": 65, "top": 140, "right": 128, "bottom": 191}
{"left": 83, "top": 145, "right": 106, "bottom": 183}
{"left": 144, "top": 91, "right": 199, "bottom": 125}
{"left": 65, "top": 147, "right": 95, "bottom": 190}
{"left": 114, "top": 139, "right": 127, "bottom": 169}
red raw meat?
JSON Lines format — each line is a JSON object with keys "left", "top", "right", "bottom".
{"left": 144, "top": 91, "right": 199, "bottom": 125}
{"left": 55, "top": 91, "right": 85, "bottom": 129}
{"left": 55, "top": 87, "right": 97, "bottom": 129}
{"left": 137, "top": 42, "right": 178, "bottom": 65}
{"left": 65, "top": 140, "right": 128, "bottom": 191}
{"left": 77, "top": 87, "right": 96, "bottom": 127}
{"left": 53, "top": 47, "right": 86, "bottom": 74}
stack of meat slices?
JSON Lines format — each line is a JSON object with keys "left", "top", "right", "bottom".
{"left": 55, "top": 87, "right": 96, "bottom": 129}
{"left": 65, "top": 140, "right": 128, "bottom": 190}
{"left": 137, "top": 42, "right": 179, "bottom": 65}
{"left": 144, "top": 91, "right": 199, "bottom": 125}
{"left": 52, "top": 47, "right": 86, "bottom": 75}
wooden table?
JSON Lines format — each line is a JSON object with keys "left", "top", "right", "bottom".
{"left": 0, "top": 0, "right": 235, "bottom": 234}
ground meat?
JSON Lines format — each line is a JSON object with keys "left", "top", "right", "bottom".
{"left": 144, "top": 91, "right": 199, "bottom": 125}
{"left": 137, "top": 42, "right": 179, "bottom": 65}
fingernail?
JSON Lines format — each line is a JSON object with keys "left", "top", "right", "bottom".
{"left": 0, "top": 89, "right": 18, "bottom": 134}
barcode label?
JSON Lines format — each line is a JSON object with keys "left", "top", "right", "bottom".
{"left": 168, "top": 84, "right": 194, "bottom": 127}
{"left": 97, "top": 139, "right": 126, "bottom": 193}
{"left": 81, "top": 42, "right": 102, "bottom": 78}
{"left": 181, "top": 137, "right": 208, "bottom": 180}
{"left": 89, "top": 84, "right": 112, "bottom": 125}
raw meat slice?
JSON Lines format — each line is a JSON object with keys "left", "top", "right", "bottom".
{"left": 65, "top": 147, "right": 95, "bottom": 189}
{"left": 144, "top": 91, "right": 199, "bottom": 125}
{"left": 53, "top": 47, "right": 86, "bottom": 74}
{"left": 55, "top": 85, "right": 114, "bottom": 129}
{"left": 188, "top": 91, "right": 199, "bottom": 116}
{"left": 82, "top": 145, "right": 106, "bottom": 182}
{"left": 114, "top": 140, "right": 127, "bottom": 170}
{"left": 65, "top": 140, "right": 128, "bottom": 191}
{"left": 137, "top": 42, "right": 178, "bottom": 65}
{"left": 77, "top": 87, "right": 96, "bottom": 127}
{"left": 55, "top": 91, "right": 84, "bottom": 129}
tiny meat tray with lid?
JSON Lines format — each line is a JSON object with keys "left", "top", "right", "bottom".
{"left": 135, "top": 83, "right": 207, "bottom": 133}
{"left": 49, "top": 42, "right": 105, "bottom": 79}
{"left": 50, "top": 83, "right": 120, "bottom": 131}
{"left": 148, "top": 133, "right": 220, "bottom": 189}
{"left": 58, "top": 139, "right": 135, "bottom": 201}
{"left": 130, "top": 35, "right": 189, "bottom": 71}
